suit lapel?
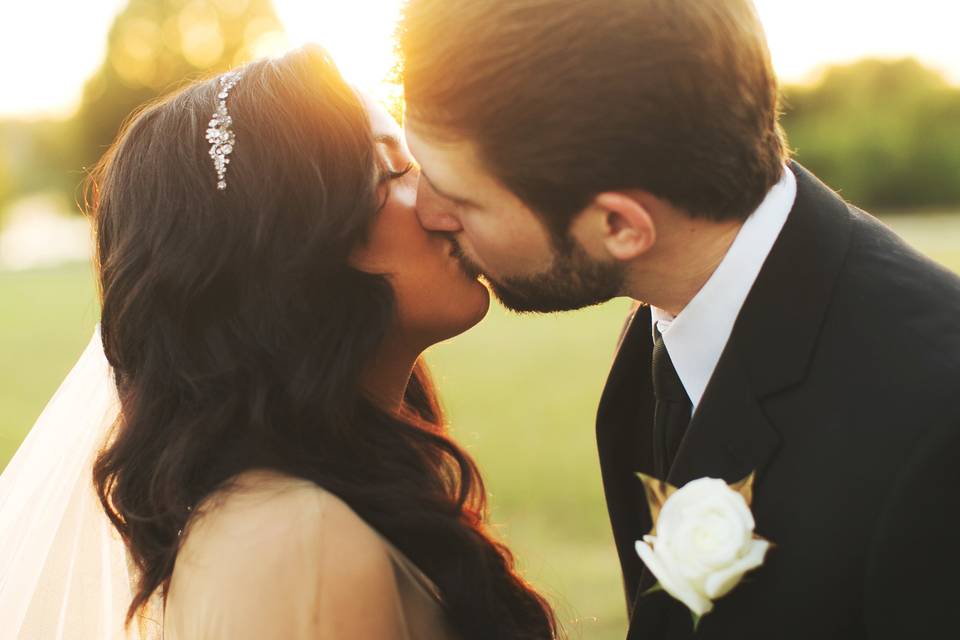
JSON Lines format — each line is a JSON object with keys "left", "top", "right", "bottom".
{"left": 665, "top": 163, "right": 853, "bottom": 486}
{"left": 626, "top": 342, "right": 780, "bottom": 629}
{"left": 619, "top": 163, "right": 855, "bottom": 636}
{"left": 667, "top": 349, "right": 779, "bottom": 488}
{"left": 596, "top": 303, "right": 658, "bottom": 611}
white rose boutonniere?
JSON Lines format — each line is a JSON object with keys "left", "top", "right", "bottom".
{"left": 634, "top": 472, "right": 773, "bottom": 630}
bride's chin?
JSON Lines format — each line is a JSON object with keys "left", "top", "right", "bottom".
{"left": 468, "top": 280, "right": 492, "bottom": 325}
{"left": 442, "top": 281, "right": 491, "bottom": 341}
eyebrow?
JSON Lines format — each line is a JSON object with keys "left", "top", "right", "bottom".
{"left": 419, "top": 169, "right": 480, "bottom": 209}
{"left": 374, "top": 133, "right": 403, "bottom": 150}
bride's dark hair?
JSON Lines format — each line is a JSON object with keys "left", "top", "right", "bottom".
{"left": 88, "top": 46, "right": 556, "bottom": 640}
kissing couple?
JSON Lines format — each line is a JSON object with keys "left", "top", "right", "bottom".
{"left": 1, "top": 1, "right": 958, "bottom": 639}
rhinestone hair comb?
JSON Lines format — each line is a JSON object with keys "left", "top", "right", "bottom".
{"left": 205, "top": 71, "right": 243, "bottom": 191}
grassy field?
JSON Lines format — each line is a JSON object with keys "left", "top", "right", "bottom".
{"left": 1, "top": 213, "right": 958, "bottom": 639}
{"left": 0, "top": 263, "right": 101, "bottom": 465}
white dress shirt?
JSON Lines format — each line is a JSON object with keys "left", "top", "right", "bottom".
{"left": 651, "top": 167, "right": 798, "bottom": 413}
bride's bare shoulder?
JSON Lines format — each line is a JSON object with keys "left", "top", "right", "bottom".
{"left": 166, "top": 470, "right": 405, "bottom": 638}
{"left": 178, "top": 469, "right": 389, "bottom": 564}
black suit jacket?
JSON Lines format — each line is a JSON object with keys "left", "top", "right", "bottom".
{"left": 596, "top": 163, "right": 960, "bottom": 639}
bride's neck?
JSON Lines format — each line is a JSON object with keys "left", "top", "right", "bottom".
{"left": 360, "top": 340, "right": 421, "bottom": 413}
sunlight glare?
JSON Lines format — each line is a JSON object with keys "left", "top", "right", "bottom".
{"left": 1, "top": 0, "right": 958, "bottom": 119}
{"left": 273, "top": 0, "right": 403, "bottom": 102}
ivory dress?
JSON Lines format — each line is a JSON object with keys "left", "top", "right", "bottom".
{"left": 162, "top": 470, "right": 459, "bottom": 639}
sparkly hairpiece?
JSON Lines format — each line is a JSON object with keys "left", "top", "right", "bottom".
{"left": 205, "top": 71, "right": 243, "bottom": 191}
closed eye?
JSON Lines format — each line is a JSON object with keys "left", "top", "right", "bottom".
{"left": 386, "top": 163, "right": 414, "bottom": 181}
{"left": 374, "top": 133, "right": 415, "bottom": 183}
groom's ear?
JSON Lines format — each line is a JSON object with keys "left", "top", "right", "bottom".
{"left": 571, "top": 191, "right": 656, "bottom": 262}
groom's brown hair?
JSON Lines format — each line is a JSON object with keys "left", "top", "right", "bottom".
{"left": 400, "top": 0, "right": 787, "bottom": 232}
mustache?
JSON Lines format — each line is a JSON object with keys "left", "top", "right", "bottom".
{"left": 444, "top": 234, "right": 484, "bottom": 279}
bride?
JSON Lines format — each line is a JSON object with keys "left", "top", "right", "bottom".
{"left": 0, "top": 46, "right": 557, "bottom": 639}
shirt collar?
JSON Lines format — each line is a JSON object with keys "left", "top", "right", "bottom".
{"left": 651, "top": 167, "right": 797, "bottom": 411}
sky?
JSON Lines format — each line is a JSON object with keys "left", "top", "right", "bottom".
{"left": 2, "top": 0, "right": 958, "bottom": 119}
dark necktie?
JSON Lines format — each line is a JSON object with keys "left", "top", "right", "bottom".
{"left": 651, "top": 328, "right": 693, "bottom": 479}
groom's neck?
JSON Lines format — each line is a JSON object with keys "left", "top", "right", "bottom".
{"left": 625, "top": 214, "right": 744, "bottom": 317}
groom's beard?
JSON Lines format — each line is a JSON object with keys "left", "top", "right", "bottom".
{"left": 448, "top": 235, "right": 624, "bottom": 313}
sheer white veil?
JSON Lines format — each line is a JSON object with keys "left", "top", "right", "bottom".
{"left": 0, "top": 325, "right": 160, "bottom": 639}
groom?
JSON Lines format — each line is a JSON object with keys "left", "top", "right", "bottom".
{"left": 399, "top": 0, "right": 960, "bottom": 638}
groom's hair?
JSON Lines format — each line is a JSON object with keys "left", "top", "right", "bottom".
{"left": 400, "top": 0, "right": 788, "bottom": 233}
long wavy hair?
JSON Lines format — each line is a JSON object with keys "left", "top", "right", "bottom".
{"left": 88, "top": 46, "right": 557, "bottom": 640}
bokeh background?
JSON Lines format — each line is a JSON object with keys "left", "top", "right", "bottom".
{"left": 2, "top": 1, "right": 959, "bottom": 638}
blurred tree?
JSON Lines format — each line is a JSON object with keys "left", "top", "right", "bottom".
{"left": 0, "top": 119, "right": 79, "bottom": 219}
{"left": 0, "top": 146, "right": 10, "bottom": 216}
{"left": 6, "top": 45, "right": 959, "bottom": 220}
{"left": 783, "top": 58, "right": 960, "bottom": 211}
{"left": 73, "top": 0, "right": 285, "bottom": 175}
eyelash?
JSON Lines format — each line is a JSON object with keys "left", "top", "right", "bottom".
{"left": 382, "top": 163, "right": 414, "bottom": 183}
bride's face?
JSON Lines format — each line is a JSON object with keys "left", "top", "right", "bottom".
{"left": 351, "top": 95, "right": 490, "bottom": 346}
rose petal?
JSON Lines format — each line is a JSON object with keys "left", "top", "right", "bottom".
{"left": 702, "top": 539, "right": 771, "bottom": 600}
{"left": 662, "top": 494, "right": 753, "bottom": 579}
{"left": 635, "top": 540, "right": 714, "bottom": 616}
{"left": 675, "top": 507, "right": 745, "bottom": 570}
{"left": 666, "top": 518, "right": 715, "bottom": 580}
{"left": 660, "top": 478, "right": 742, "bottom": 539}
{"left": 721, "top": 490, "right": 756, "bottom": 531}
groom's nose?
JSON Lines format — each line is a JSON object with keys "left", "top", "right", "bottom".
{"left": 415, "top": 180, "right": 463, "bottom": 233}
